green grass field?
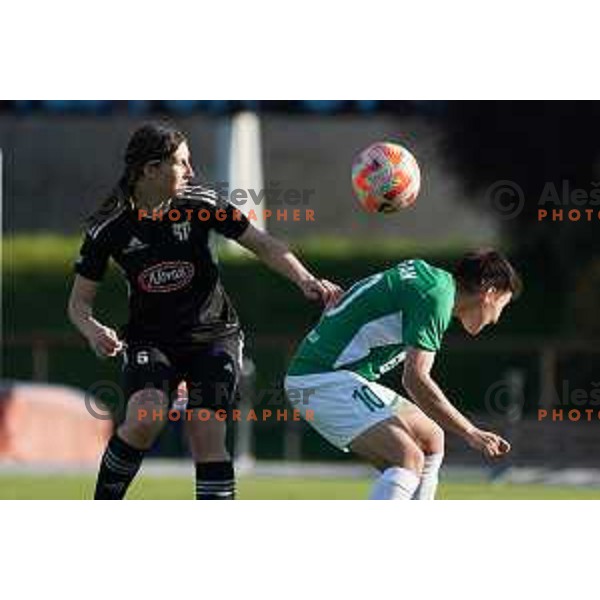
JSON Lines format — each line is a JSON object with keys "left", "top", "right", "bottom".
{"left": 1, "top": 475, "right": 599, "bottom": 499}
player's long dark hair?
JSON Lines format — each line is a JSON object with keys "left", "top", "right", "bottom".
{"left": 86, "top": 122, "right": 187, "bottom": 226}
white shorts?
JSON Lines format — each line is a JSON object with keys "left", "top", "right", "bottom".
{"left": 284, "top": 370, "right": 410, "bottom": 452}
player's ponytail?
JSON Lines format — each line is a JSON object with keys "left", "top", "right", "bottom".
{"left": 86, "top": 122, "right": 187, "bottom": 227}
{"left": 85, "top": 172, "right": 132, "bottom": 227}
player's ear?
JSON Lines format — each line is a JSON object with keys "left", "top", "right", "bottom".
{"left": 481, "top": 285, "right": 497, "bottom": 304}
{"left": 142, "top": 159, "right": 161, "bottom": 180}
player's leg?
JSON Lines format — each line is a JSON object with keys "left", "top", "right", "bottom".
{"left": 185, "top": 417, "right": 233, "bottom": 499}
{"left": 94, "top": 345, "right": 176, "bottom": 500}
{"left": 285, "top": 371, "right": 424, "bottom": 500}
{"left": 117, "top": 388, "right": 170, "bottom": 447}
{"left": 393, "top": 403, "right": 445, "bottom": 500}
{"left": 184, "top": 336, "right": 241, "bottom": 500}
{"left": 349, "top": 414, "right": 425, "bottom": 500}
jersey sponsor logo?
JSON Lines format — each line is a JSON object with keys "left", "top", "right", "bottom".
{"left": 122, "top": 236, "right": 149, "bottom": 254}
{"left": 138, "top": 261, "right": 195, "bottom": 293}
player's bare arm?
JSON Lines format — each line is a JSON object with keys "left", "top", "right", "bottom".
{"left": 67, "top": 274, "right": 123, "bottom": 357}
{"left": 236, "top": 224, "right": 342, "bottom": 306}
{"left": 403, "top": 347, "right": 510, "bottom": 459}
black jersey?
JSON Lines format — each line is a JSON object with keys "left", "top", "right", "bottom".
{"left": 74, "top": 185, "right": 250, "bottom": 344}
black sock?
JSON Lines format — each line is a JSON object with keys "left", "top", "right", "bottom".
{"left": 94, "top": 434, "right": 145, "bottom": 500}
{"left": 195, "top": 461, "right": 235, "bottom": 500}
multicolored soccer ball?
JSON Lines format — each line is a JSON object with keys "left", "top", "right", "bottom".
{"left": 351, "top": 142, "right": 421, "bottom": 213}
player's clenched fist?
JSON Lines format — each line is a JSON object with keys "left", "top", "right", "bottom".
{"left": 87, "top": 324, "right": 123, "bottom": 358}
{"left": 300, "top": 277, "right": 344, "bottom": 308}
{"left": 466, "top": 429, "right": 511, "bottom": 459}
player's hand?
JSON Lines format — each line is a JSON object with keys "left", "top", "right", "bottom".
{"left": 300, "top": 278, "right": 344, "bottom": 308}
{"left": 87, "top": 325, "right": 124, "bottom": 358}
{"left": 466, "top": 429, "right": 511, "bottom": 459}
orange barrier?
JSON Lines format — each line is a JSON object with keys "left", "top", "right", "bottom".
{"left": 0, "top": 383, "right": 111, "bottom": 464}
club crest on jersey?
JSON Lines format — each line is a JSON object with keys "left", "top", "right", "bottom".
{"left": 172, "top": 221, "right": 191, "bottom": 242}
{"left": 138, "top": 261, "right": 195, "bottom": 293}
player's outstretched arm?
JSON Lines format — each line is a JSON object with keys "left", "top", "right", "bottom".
{"left": 403, "top": 347, "right": 511, "bottom": 459}
{"left": 236, "top": 225, "right": 343, "bottom": 307}
{"left": 67, "top": 274, "right": 123, "bottom": 358}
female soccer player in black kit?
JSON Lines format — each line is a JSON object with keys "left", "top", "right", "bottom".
{"left": 68, "top": 122, "right": 341, "bottom": 500}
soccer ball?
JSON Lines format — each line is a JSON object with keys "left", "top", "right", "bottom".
{"left": 351, "top": 142, "right": 421, "bottom": 213}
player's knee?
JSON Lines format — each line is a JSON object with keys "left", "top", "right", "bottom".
{"left": 185, "top": 414, "right": 229, "bottom": 462}
{"left": 120, "top": 389, "right": 168, "bottom": 448}
{"left": 403, "top": 442, "right": 425, "bottom": 474}
{"left": 383, "top": 441, "right": 424, "bottom": 474}
{"left": 424, "top": 423, "right": 445, "bottom": 455}
{"left": 128, "top": 388, "right": 169, "bottom": 415}
{"left": 118, "top": 420, "right": 157, "bottom": 449}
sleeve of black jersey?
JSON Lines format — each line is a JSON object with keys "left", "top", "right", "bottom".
{"left": 177, "top": 184, "right": 250, "bottom": 240}
{"left": 74, "top": 230, "right": 112, "bottom": 281}
{"left": 207, "top": 201, "right": 251, "bottom": 239}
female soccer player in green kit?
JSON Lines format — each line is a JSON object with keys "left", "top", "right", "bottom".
{"left": 285, "top": 251, "right": 521, "bottom": 500}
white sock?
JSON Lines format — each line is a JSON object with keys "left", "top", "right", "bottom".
{"left": 369, "top": 467, "right": 420, "bottom": 500}
{"left": 412, "top": 453, "right": 444, "bottom": 500}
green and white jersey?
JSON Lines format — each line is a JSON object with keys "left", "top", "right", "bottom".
{"left": 287, "top": 259, "right": 456, "bottom": 381}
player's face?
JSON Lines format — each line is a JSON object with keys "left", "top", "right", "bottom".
{"left": 459, "top": 289, "right": 512, "bottom": 335}
{"left": 146, "top": 142, "right": 195, "bottom": 199}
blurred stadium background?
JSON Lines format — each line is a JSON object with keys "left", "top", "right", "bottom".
{"left": 3, "top": 100, "right": 600, "bottom": 499}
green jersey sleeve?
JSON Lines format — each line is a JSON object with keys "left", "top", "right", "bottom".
{"left": 403, "top": 286, "right": 454, "bottom": 352}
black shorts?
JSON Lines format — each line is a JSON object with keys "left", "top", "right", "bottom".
{"left": 120, "top": 334, "right": 243, "bottom": 414}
